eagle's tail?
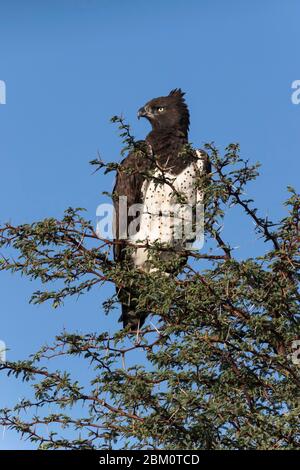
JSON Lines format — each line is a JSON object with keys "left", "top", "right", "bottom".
{"left": 117, "top": 287, "right": 148, "bottom": 331}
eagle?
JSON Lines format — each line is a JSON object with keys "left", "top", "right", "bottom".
{"left": 113, "top": 89, "right": 210, "bottom": 330}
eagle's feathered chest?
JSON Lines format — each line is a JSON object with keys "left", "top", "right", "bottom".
{"left": 139, "top": 162, "right": 199, "bottom": 242}
{"left": 128, "top": 150, "right": 205, "bottom": 270}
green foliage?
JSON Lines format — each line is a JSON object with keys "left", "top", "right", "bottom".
{"left": 0, "top": 119, "right": 299, "bottom": 449}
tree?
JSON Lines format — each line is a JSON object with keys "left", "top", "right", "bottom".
{"left": 0, "top": 118, "right": 299, "bottom": 450}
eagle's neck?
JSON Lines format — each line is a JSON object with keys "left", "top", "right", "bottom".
{"left": 146, "top": 128, "right": 189, "bottom": 174}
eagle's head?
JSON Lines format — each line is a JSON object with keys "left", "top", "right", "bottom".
{"left": 138, "top": 88, "right": 190, "bottom": 136}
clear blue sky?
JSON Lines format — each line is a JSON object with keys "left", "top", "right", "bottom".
{"left": 0, "top": 0, "right": 299, "bottom": 449}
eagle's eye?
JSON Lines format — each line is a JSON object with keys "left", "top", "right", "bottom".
{"left": 157, "top": 107, "right": 165, "bottom": 113}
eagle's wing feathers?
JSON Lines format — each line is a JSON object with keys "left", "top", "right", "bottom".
{"left": 113, "top": 141, "right": 152, "bottom": 262}
{"left": 113, "top": 142, "right": 155, "bottom": 330}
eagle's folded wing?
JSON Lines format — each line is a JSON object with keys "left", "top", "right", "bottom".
{"left": 113, "top": 143, "right": 152, "bottom": 262}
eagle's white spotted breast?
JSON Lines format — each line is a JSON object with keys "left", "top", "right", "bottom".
{"left": 129, "top": 150, "right": 205, "bottom": 271}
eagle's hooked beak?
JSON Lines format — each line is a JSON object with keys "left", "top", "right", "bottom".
{"left": 137, "top": 106, "right": 151, "bottom": 120}
{"left": 137, "top": 107, "right": 146, "bottom": 119}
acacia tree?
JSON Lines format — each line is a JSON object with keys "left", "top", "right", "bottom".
{"left": 0, "top": 118, "right": 299, "bottom": 450}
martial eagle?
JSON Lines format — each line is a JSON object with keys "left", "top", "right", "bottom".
{"left": 113, "top": 89, "right": 210, "bottom": 330}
